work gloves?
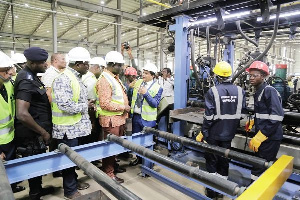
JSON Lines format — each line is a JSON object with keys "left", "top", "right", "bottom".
{"left": 245, "top": 119, "right": 254, "bottom": 132}
{"left": 196, "top": 132, "right": 207, "bottom": 143}
{"left": 249, "top": 130, "right": 268, "bottom": 152}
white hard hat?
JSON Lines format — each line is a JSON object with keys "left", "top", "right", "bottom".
{"left": 0, "top": 51, "right": 14, "bottom": 68}
{"left": 105, "top": 51, "right": 124, "bottom": 64}
{"left": 68, "top": 47, "right": 91, "bottom": 63}
{"left": 90, "top": 57, "right": 106, "bottom": 66}
{"left": 143, "top": 63, "right": 158, "bottom": 74}
{"left": 11, "top": 53, "right": 26, "bottom": 64}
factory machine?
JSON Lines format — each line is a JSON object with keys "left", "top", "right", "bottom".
{"left": 139, "top": 0, "right": 300, "bottom": 199}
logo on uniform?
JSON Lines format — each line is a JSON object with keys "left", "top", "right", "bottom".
{"left": 221, "top": 95, "right": 237, "bottom": 103}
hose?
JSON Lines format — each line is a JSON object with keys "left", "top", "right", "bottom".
{"left": 206, "top": 26, "right": 211, "bottom": 57}
{"left": 236, "top": 21, "right": 259, "bottom": 47}
{"left": 232, "top": 4, "right": 281, "bottom": 82}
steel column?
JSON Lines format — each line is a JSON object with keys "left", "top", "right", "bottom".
{"left": 137, "top": 29, "right": 140, "bottom": 69}
{"left": 169, "top": 15, "right": 190, "bottom": 137}
{"left": 116, "top": 0, "right": 122, "bottom": 52}
{"left": 0, "top": 160, "right": 14, "bottom": 200}
{"left": 11, "top": 0, "right": 15, "bottom": 52}
{"left": 51, "top": 0, "right": 57, "bottom": 53}
{"left": 160, "top": 28, "right": 164, "bottom": 70}
{"left": 223, "top": 36, "right": 234, "bottom": 70}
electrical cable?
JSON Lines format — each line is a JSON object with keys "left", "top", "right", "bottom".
{"left": 236, "top": 21, "right": 259, "bottom": 48}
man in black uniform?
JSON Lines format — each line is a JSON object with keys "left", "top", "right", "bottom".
{"left": 14, "top": 47, "right": 53, "bottom": 200}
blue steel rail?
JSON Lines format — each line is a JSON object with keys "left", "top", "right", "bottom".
{"left": 5, "top": 133, "right": 154, "bottom": 184}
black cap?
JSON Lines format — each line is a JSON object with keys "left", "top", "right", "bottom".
{"left": 24, "top": 47, "right": 48, "bottom": 61}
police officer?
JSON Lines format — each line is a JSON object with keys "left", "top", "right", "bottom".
{"left": 14, "top": 47, "right": 53, "bottom": 200}
{"left": 246, "top": 61, "right": 284, "bottom": 176}
{"left": 196, "top": 61, "right": 247, "bottom": 198}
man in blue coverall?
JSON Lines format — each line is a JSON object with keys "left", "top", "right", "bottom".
{"left": 130, "top": 63, "right": 163, "bottom": 165}
{"left": 246, "top": 61, "right": 284, "bottom": 176}
{"left": 196, "top": 61, "right": 247, "bottom": 198}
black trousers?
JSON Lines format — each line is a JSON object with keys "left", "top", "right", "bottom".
{"left": 205, "top": 138, "right": 231, "bottom": 176}
{"left": 252, "top": 140, "right": 281, "bottom": 176}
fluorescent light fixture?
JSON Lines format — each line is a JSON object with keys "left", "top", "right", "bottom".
{"left": 24, "top": 3, "right": 29, "bottom": 7}
{"left": 75, "top": 14, "right": 79, "bottom": 16}
{"left": 100, "top": 1, "right": 105, "bottom": 5}
{"left": 189, "top": 11, "right": 250, "bottom": 26}
{"left": 143, "top": 13, "right": 147, "bottom": 16}
{"left": 59, "top": 22, "right": 63, "bottom": 25}
{"left": 257, "top": 10, "right": 300, "bottom": 21}
{"left": 94, "top": 28, "right": 97, "bottom": 31}
{"left": 15, "top": 16, "right": 18, "bottom": 18}
{"left": 78, "top": 34, "right": 81, "bottom": 37}
{"left": 47, "top": 30, "right": 50, "bottom": 33}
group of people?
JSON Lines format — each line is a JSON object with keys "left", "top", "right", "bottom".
{"left": 1, "top": 44, "right": 283, "bottom": 200}
{"left": 196, "top": 61, "right": 284, "bottom": 198}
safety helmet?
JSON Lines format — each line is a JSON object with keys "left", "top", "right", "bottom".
{"left": 213, "top": 61, "right": 232, "bottom": 77}
{"left": 143, "top": 63, "right": 158, "bottom": 74}
{"left": 11, "top": 53, "right": 26, "bottom": 64}
{"left": 68, "top": 47, "right": 91, "bottom": 63}
{"left": 125, "top": 67, "right": 137, "bottom": 76}
{"left": 0, "top": 51, "right": 14, "bottom": 68}
{"left": 105, "top": 51, "right": 124, "bottom": 64}
{"left": 90, "top": 57, "right": 106, "bottom": 66}
{"left": 246, "top": 61, "right": 269, "bottom": 75}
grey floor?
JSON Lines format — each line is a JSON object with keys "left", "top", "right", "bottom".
{"left": 14, "top": 156, "right": 230, "bottom": 200}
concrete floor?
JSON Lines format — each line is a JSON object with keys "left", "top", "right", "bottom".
{"left": 14, "top": 156, "right": 230, "bottom": 200}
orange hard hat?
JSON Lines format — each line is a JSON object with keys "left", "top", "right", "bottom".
{"left": 125, "top": 66, "right": 137, "bottom": 76}
{"left": 246, "top": 61, "right": 269, "bottom": 75}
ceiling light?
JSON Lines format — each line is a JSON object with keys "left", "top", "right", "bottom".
{"left": 100, "top": 1, "right": 105, "bottom": 5}
{"left": 47, "top": 30, "right": 50, "bottom": 33}
{"left": 143, "top": 13, "right": 146, "bottom": 16}
{"left": 15, "top": 16, "right": 18, "bottom": 18}
{"left": 94, "top": 28, "right": 97, "bottom": 31}
{"left": 75, "top": 14, "right": 79, "bottom": 16}
{"left": 24, "top": 3, "right": 29, "bottom": 7}
{"left": 257, "top": 10, "right": 300, "bottom": 21}
{"left": 79, "top": 35, "right": 81, "bottom": 37}
{"left": 146, "top": 37, "right": 149, "bottom": 40}
{"left": 8, "top": 25, "right": 10, "bottom": 27}
{"left": 58, "top": 41, "right": 61, "bottom": 44}
{"left": 59, "top": 22, "right": 63, "bottom": 25}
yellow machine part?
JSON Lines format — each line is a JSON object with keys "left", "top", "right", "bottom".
{"left": 237, "top": 155, "right": 294, "bottom": 200}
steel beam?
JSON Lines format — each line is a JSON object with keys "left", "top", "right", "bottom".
{"left": 0, "top": 5, "right": 11, "bottom": 32}
{"left": 41, "top": 0, "right": 138, "bottom": 22}
{"left": 30, "top": 13, "right": 51, "bottom": 36}
{"left": 58, "top": 13, "right": 94, "bottom": 38}
{"left": 52, "top": 0, "right": 57, "bottom": 53}
{"left": 116, "top": 0, "right": 122, "bottom": 52}
{"left": 4, "top": 133, "right": 154, "bottom": 184}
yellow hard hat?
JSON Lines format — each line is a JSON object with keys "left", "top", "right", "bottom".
{"left": 213, "top": 61, "right": 232, "bottom": 77}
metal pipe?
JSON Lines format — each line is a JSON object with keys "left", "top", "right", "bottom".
{"left": 107, "top": 134, "right": 245, "bottom": 196}
{"left": 236, "top": 21, "right": 258, "bottom": 48}
{"left": 206, "top": 26, "right": 210, "bottom": 57}
{"left": 58, "top": 143, "right": 141, "bottom": 200}
{"left": 232, "top": 4, "right": 281, "bottom": 82}
{"left": 0, "top": 160, "right": 14, "bottom": 200}
{"left": 143, "top": 127, "right": 269, "bottom": 169}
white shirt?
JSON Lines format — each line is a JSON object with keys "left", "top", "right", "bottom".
{"left": 41, "top": 65, "right": 60, "bottom": 88}
{"left": 158, "top": 76, "right": 174, "bottom": 98}
{"left": 133, "top": 79, "right": 154, "bottom": 114}
{"left": 81, "top": 71, "right": 97, "bottom": 100}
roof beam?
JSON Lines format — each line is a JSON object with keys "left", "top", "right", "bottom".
{"left": 41, "top": 0, "right": 138, "bottom": 22}
{"left": 0, "top": 5, "right": 11, "bottom": 32}
{"left": 58, "top": 13, "right": 93, "bottom": 38}
{"left": 30, "top": 13, "right": 52, "bottom": 36}
{"left": 81, "top": 23, "right": 113, "bottom": 42}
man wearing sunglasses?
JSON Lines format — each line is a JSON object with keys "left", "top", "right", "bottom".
{"left": 246, "top": 61, "right": 284, "bottom": 176}
{"left": 51, "top": 47, "right": 92, "bottom": 199}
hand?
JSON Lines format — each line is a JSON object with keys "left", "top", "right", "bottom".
{"left": 138, "top": 87, "right": 147, "bottom": 95}
{"left": 88, "top": 99, "right": 96, "bottom": 111}
{"left": 196, "top": 132, "right": 204, "bottom": 142}
{"left": 121, "top": 44, "right": 125, "bottom": 55}
{"left": 41, "top": 132, "right": 51, "bottom": 144}
{"left": 127, "top": 46, "right": 132, "bottom": 55}
{"left": 129, "top": 80, "right": 136, "bottom": 88}
{"left": 0, "top": 152, "right": 6, "bottom": 161}
{"left": 125, "top": 105, "right": 131, "bottom": 113}
{"left": 249, "top": 130, "right": 268, "bottom": 152}
{"left": 245, "top": 119, "right": 254, "bottom": 132}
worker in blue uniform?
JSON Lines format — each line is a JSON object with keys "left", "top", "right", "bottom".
{"left": 246, "top": 61, "right": 284, "bottom": 176}
{"left": 196, "top": 61, "right": 247, "bottom": 198}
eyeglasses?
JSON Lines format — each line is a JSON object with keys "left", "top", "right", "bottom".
{"left": 249, "top": 74, "right": 261, "bottom": 78}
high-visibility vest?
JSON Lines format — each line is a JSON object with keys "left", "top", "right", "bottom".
{"left": 131, "top": 79, "right": 160, "bottom": 121}
{"left": 0, "top": 81, "right": 15, "bottom": 144}
{"left": 98, "top": 71, "right": 125, "bottom": 117}
{"left": 51, "top": 69, "right": 81, "bottom": 125}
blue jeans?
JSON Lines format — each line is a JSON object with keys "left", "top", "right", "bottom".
{"left": 57, "top": 136, "right": 79, "bottom": 196}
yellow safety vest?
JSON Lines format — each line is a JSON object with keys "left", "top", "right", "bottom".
{"left": 131, "top": 79, "right": 160, "bottom": 121}
{"left": 51, "top": 69, "right": 81, "bottom": 125}
{"left": 98, "top": 71, "right": 125, "bottom": 117}
{"left": 0, "top": 81, "right": 15, "bottom": 144}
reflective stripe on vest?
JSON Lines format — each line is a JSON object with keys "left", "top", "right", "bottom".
{"left": 0, "top": 81, "right": 15, "bottom": 144}
{"left": 204, "top": 86, "right": 243, "bottom": 120}
{"left": 131, "top": 79, "right": 160, "bottom": 121}
{"left": 98, "top": 71, "right": 124, "bottom": 117}
{"left": 52, "top": 69, "right": 82, "bottom": 125}
{"left": 256, "top": 85, "right": 283, "bottom": 122}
